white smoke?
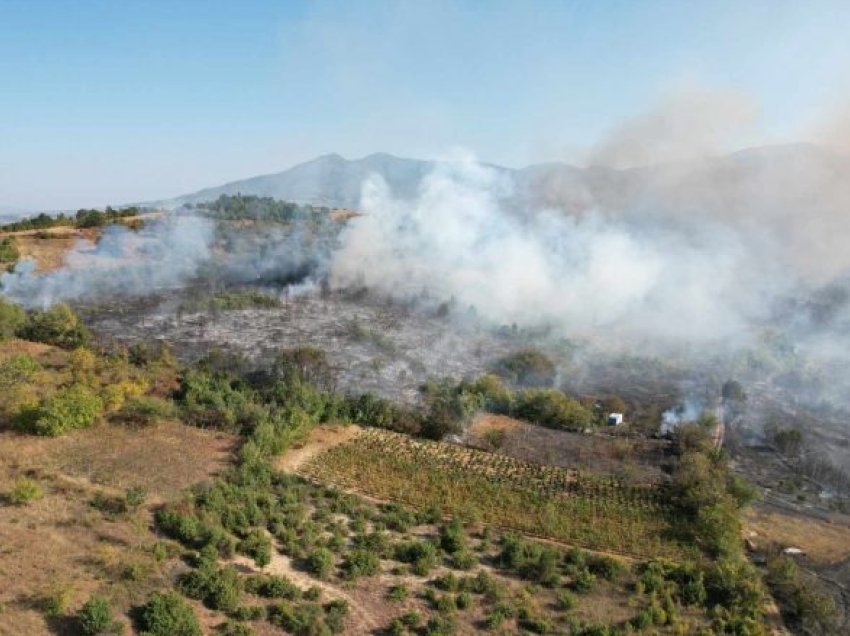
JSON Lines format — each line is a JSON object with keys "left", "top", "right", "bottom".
{"left": 1, "top": 214, "right": 214, "bottom": 308}
{"left": 329, "top": 151, "right": 793, "bottom": 346}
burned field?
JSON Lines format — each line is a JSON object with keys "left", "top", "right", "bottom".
{"left": 81, "top": 288, "right": 520, "bottom": 403}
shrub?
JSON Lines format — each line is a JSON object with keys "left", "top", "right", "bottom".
{"left": 17, "top": 384, "right": 103, "bottom": 436}
{"left": 513, "top": 388, "right": 594, "bottom": 431}
{"left": 324, "top": 599, "right": 348, "bottom": 633}
{"left": 492, "top": 349, "right": 556, "bottom": 387}
{"left": 125, "top": 486, "right": 147, "bottom": 511}
{"left": 116, "top": 396, "right": 176, "bottom": 426}
{"left": 238, "top": 529, "right": 272, "bottom": 567}
{"left": 77, "top": 595, "right": 121, "bottom": 635}
{"left": 0, "top": 297, "right": 26, "bottom": 340}
{"left": 387, "top": 584, "right": 408, "bottom": 602}
{"left": 217, "top": 622, "right": 255, "bottom": 636}
{"left": 0, "top": 354, "right": 40, "bottom": 390}
{"left": 394, "top": 540, "right": 437, "bottom": 575}
{"left": 267, "top": 601, "right": 329, "bottom": 636}
{"left": 571, "top": 567, "right": 596, "bottom": 593}
{"left": 439, "top": 518, "right": 466, "bottom": 554}
{"left": 451, "top": 550, "right": 478, "bottom": 570}
{"left": 588, "top": 555, "right": 624, "bottom": 581}
{"left": 244, "top": 575, "right": 300, "bottom": 599}
{"left": 556, "top": 591, "right": 576, "bottom": 611}
{"left": 178, "top": 564, "right": 242, "bottom": 613}
{"left": 465, "top": 374, "right": 513, "bottom": 413}
{"left": 341, "top": 549, "right": 380, "bottom": 580}
{"left": 138, "top": 592, "right": 201, "bottom": 636}
{"left": 18, "top": 303, "right": 90, "bottom": 349}
{"left": 306, "top": 547, "right": 335, "bottom": 580}
{"left": 8, "top": 477, "right": 43, "bottom": 505}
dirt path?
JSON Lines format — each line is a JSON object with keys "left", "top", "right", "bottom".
{"left": 276, "top": 423, "right": 363, "bottom": 473}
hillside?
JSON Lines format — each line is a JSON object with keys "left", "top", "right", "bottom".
{"left": 150, "top": 144, "right": 850, "bottom": 225}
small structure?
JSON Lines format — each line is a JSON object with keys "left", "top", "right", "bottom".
{"left": 607, "top": 412, "right": 624, "bottom": 426}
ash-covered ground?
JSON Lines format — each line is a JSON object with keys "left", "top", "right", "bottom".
{"left": 82, "top": 287, "right": 519, "bottom": 403}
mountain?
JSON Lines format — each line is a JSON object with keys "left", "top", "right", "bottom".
{"left": 151, "top": 144, "right": 850, "bottom": 224}
{"left": 157, "top": 152, "right": 434, "bottom": 209}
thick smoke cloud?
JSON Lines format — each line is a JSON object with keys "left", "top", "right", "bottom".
{"left": 329, "top": 151, "right": 794, "bottom": 347}
{"left": 1, "top": 215, "right": 214, "bottom": 308}
{"left": 584, "top": 88, "right": 760, "bottom": 169}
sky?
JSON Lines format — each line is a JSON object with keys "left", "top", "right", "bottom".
{"left": 2, "top": 0, "right": 850, "bottom": 210}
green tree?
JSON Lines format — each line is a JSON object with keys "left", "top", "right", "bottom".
{"left": 138, "top": 592, "right": 201, "bottom": 636}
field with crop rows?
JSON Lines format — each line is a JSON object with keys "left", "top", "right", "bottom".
{"left": 302, "top": 428, "right": 691, "bottom": 560}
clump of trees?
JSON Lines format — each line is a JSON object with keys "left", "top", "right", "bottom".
{"left": 16, "top": 303, "right": 91, "bottom": 349}
{"left": 190, "top": 194, "right": 323, "bottom": 223}
{"left": 0, "top": 206, "right": 143, "bottom": 233}
{"left": 765, "top": 551, "right": 837, "bottom": 633}
{"left": 491, "top": 349, "right": 557, "bottom": 387}
{"left": 0, "top": 236, "right": 20, "bottom": 271}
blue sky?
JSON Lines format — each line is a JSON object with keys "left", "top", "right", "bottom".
{"left": 2, "top": 0, "right": 850, "bottom": 209}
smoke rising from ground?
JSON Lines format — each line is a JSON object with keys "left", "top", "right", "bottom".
{"left": 0, "top": 215, "right": 214, "bottom": 308}
{"left": 329, "top": 150, "right": 798, "bottom": 347}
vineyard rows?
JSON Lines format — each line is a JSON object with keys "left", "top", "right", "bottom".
{"left": 303, "top": 428, "right": 689, "bottom": 560}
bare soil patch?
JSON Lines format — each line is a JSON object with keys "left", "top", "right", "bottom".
{"left": 466, "top": 413, "right": 669, "bottom": 483}
{"left": 745, "top": 506, "right": 850, "bottom": 565}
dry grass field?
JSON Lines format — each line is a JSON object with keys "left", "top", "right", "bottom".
{"left": 0, "top": 422, "right": 236, "bottom": 635}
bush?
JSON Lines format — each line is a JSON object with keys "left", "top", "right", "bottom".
{"left": 324, "top": 599, "right": 348, "bottom": 633}
{"left": 244, "top": 574, "right": 300, "bottom": 599}
{"left": 0, "top": 297, "right": 26, "bottom": 339}
{"left": 0, "top": 354, "right": 39, "bottom": 390}
{"left": 513, "top": 388, "right": 594, "bottom": 431}
{"left": 18, "top": 303, "right": 90, "bottom": 349}
{"left": 116, "top": 396, "right": 176, "bottom": 426}
{"left": 394, "top": 540, "right": 438, "bottom": 575}
{"left": 217, "top": 622, "right": 255, "bottom": 636}
{"left": 306, "top": 547, "right": 335, "bottom": 579}
{"left": 138, "top": 591, "right": 201, "bottom": 636}
{"left": 125, "top": 486, "right": 147, "bottom": 510}
{"left": 8, "top": 476, "right": 43, "bottom": 505}
{"left": 77, "top": 595, "right": 121, "bottom": 635}
{"left": 571, "top": 567, "right": 596, "bottom": 593}
{"left": 238, "top": 529, "right": 272, "bottom": 567}
{"left": 341, "top": 549, "right": 380, "bottom": 580}
{"left": 267, "top": 601, "right": 330, "bottom": 635}
{"left": 556, "top": 591, "right": 576, "bottom": 611}
{"left": 492, "top": 349, "right": 556, "bottom": 387}
{"left": 179, "top": 564, "right": 243, "bottom": 613}
{"left": 17, "top": 384, "right": 103, "bottom": 436}
{"left": 465, "top": 374, "right": 513, "bottom": 413}
{"left": 439, "top": 518, "right": 466, "bottom": 554}
{"left": 387, "top": 584, "right": 408, "bottom": 602}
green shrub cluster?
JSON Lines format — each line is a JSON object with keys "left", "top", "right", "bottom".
{"left": 16, "top": 383, "right": 103, "bottom": 436}
{"left": 178, "top": 562, "right": 243, "bottom": 613}
{"left": 77, "top": 595, "right": 121, "bottom": 635}
{"left": 491, "top": 349, "right": 556, "bottom": 387}
{"left": 0, "top": 298, "right": 26, "bottom": 340}
{"left": 16, "top": 303, "right": 91, "bottom": 349}
{"left": 137, "top": 591, "right": 201, "bottom": 636}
